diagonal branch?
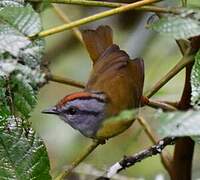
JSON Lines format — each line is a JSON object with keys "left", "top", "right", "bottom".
{"left": 55, "top": 140, "right": 101, "bottom": 179}
{"left": 97, "top": 137, "right": 176, "bottom": 179}
{"left": 137, "top": 116, "right": 173, "bottom": 177}
{"left": 145, "top": 52, "right": 194, "bottom": 98}
{"left": 29, "top": 0, "right": 178, "bottom": 15}
{"left": 30, "top": 0, "right": 162, "bottom": 38}
{"left": 52, "top": 4, "right": 84, "bottom": 44}
{"left": 142, "top": 96, "right": 177, "bottom": 111}
{"left": 30, "top": 0, "right": 126, "bottom": 7}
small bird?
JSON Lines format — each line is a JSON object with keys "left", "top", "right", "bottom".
{"left": 42, "top": 26, "right": 144, "bottom": 140}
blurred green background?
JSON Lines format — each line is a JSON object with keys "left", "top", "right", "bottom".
{"left": 30, "top": 0, "right": 200, "bottom": 179}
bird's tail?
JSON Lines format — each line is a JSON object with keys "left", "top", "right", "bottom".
{"left": 82, "top": 25, "right": 113, "bottom": 63}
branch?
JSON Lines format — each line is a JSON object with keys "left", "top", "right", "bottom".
{"left": 137, "top": 116, "right": 157, "bottom": 143}
{"left": 55, "top": 140, "right": 101, "bottom": 179}
{"left": 148, "top": 99, "right": 177, "bottom": 111}
{"left": 47, "top": 74, "right": 85, "bottom": 89}
{"left": 142, "top": 96, "right": 177, "bottom": 111}
{"left": 137, "top": 116, "right": 173, "bottom": 177}
{"left": 30, "top": 0, "right": 162, "bottom": 38}
{"left": 29, "top": 0, "right": 178, "bottom": 14}
{"left": 97, "top": 137, "right": 176, "bottom": 179}
{"left": 145, "top": 52, "right": 194, "bottom": 98}
{"left": 181, "top": 0, "right": 187, "bottom": 7}
{"left": 30, "top": 0, "right": 125, "bottom": 7}
{"left": 52, "top": 4, "right": 84, "bottom": 44}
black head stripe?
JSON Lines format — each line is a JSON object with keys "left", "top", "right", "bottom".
{"left": 78, "top": 109, "right": 99, "bottom": 116}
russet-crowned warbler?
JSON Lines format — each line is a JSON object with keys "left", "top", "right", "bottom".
{"left": 42, "top": 26, "right": 144, "bottom": 140}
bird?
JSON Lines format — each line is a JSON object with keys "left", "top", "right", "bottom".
{"left": 42, "top": 25, "right": 144, "bottom": 140}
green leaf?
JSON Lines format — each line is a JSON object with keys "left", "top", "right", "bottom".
{"left": 103, "top": 109, "right": 138, "bottom": 124}
{"left": 0, "top": 5, "right": 45, "bottom": 119}
{"left": 35, "top": 1, "right": 52, "bottom": 12}
{"left": 149, "top": 8, "right": 200, "bottom": 39}
{"left": 41, "top": 1, "right": 52, "bottom": 10}
{"left": 0, "top": 77, "right": 10, "bottom": 118}
{"left": 0, "top": 0, "right": 24, "bottom": 8}
{"left": 0, "top": 6, "right": 42, "bottom": 36}
{"left": 0, "top": 24, "right": 31, "bottom": 56}
{"left": 19, "top": 39, "right": 45, "bottom": 68}
{"left": 191, "top": 50, "right": 200, "bottom": 109}
{"left": 0, "top": 117, "right": 51, "bottom": 180}
{"left": 0, "top": 2, "right": 51, "bottom": 179}
{"left": 12, "top": 76, "right": 37, "bottom": 118}
{"left": 156, "top": 110, "right": 200, "bottom": 143}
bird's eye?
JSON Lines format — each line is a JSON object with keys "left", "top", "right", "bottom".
{"left": 66, "top": 107, "right": 77, "bottom": 115}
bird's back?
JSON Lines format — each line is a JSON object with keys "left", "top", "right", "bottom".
{"left": 82, "top": 26, "right": 144, "bottom": 138}
{"left": 83, "top": 26, "right": 144, "bottom": 114}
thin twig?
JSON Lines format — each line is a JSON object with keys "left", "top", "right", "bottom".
{"left": 55, "top": 140, "right": 101, "bottom": 179}
{"left": 142, "top": 96, "right": 177, "bottom": 111}
{"left": 137, "top": 116, "right": 173, "bottom": 176}
{"left": 137, "top": 116, "right": 157, "bottom": 143}
{"left": 97, "top": 137, "right": 176, "bottom": 179}
{"left": 48, "top": 74, "right": 85, "bottom": 89}
{"left": 181, "top": 0, "right": 187, "bottom": 7}
{"left": 52, "top": 4, "right": 84, "bottom": 44}
{"left": 30, "top": 0, "right": 162, "bottom": 38}
{"left": 145, "top": 53, "right": 194, "bottom": 98}
{"left": 148, "top": 99, "right": 177, "bottom": 111}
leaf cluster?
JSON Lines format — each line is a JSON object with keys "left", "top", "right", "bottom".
{"left": 0, "top": 1, "right": 51, "bottom": 179}
{"left": 149, "top": 6, "right": 200, "bottom": 143}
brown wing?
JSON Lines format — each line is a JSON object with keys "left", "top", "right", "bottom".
{"left": 86, "top": 44, "right": 144, "bottom": 116}
{"left": 82, "top": 25, "right": 113, "bottom": 63}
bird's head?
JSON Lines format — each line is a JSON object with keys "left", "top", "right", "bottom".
{"left": 42, "top": 91, "right": 107, "bottom": 138}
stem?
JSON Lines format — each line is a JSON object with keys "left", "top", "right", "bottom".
{"left": 56, "top": 140, "right": 100, "bottom": 179}
{"left": 48, "top": 74, "right": 85, "bottom": 89}
{"left": 31, "top": 0, "right": 162, "bottom": 38}
{"left": 137, "top": 116, "right": 157, "bottom": 144}
{"left": 145, "top": 53, "right": 194, "bottom": 98}
{"left": 142, "top": 96, "right": 177, "bottom": 111}
{"left": 181, "top": 0, "right": 187, "bottom": 7}
{"left": 148, "top": 99, "right": 177, "bottom": 111}
{"left": 52, "top": 4, "right": 84, "bottom": 44}
{"left": 137, "top": 116, "right": 173, "bottom": 177}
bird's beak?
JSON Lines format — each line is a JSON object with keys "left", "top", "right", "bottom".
{"left": 42, "top": 106, "right": 59, "bottom": 115}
